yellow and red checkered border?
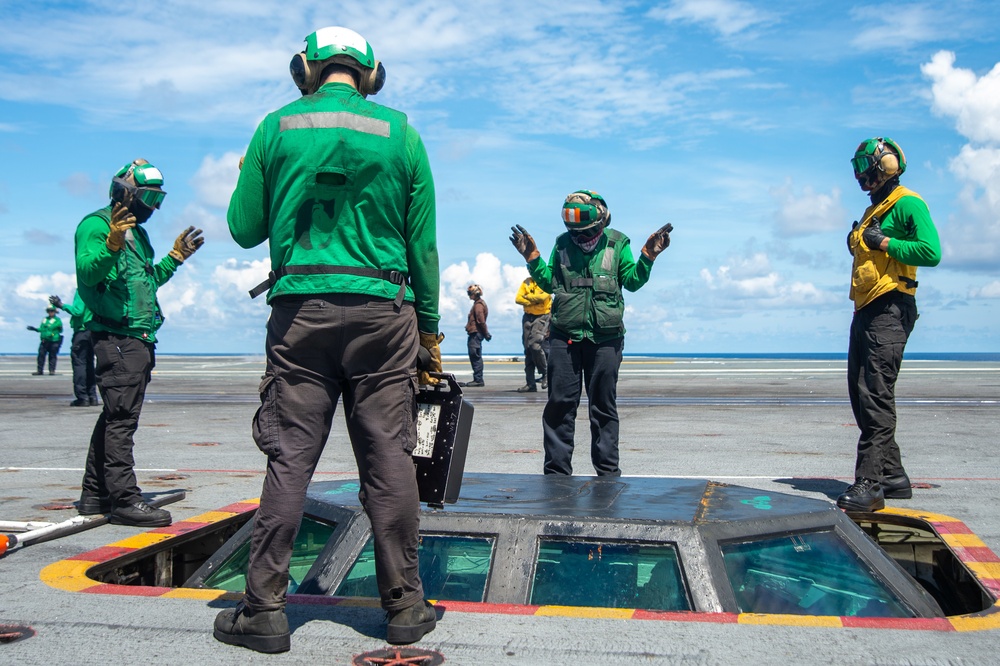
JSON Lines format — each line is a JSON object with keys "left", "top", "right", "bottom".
{"left": 39, "top": 503, "right": 1000, "bottom": 631}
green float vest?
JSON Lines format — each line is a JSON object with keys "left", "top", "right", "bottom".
{"left": 78, "top": 207, "right": 165, "bottom": 340}
{"left": 550, "top": 229, "right": 626, "bottom": 340}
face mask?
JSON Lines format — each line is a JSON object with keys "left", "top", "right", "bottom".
{"left": 570, "top": 226, "right": 604, "bottom": 252}
{"left": 130, "top": 201, "right": 155, "bottom": 224}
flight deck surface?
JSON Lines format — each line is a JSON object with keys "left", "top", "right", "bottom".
{"left": 2, "top": 354, "right": 999, "bottom": 664}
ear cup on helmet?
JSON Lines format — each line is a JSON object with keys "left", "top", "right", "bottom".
{"left": 879, "top": 152, "right": 899, "bottom": 176}
{"left": 358, "top": 61, "right": 385, "bottom": 96}
{"left": 289, "top": 52, "right": 320, "bottom": 94}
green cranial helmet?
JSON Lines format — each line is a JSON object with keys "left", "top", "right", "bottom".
{"left": 304, "top": 26, "right": 376, "bottom": 68}
{"left": 290, "top": 27, "right": 385, "bottom": 96}
{"left": 562, "top": 190, "right": 609, "bottom": 231}
{"left": 109, "top": 159, "right": 166, "bottom": 211}
{"left": 851, "top": 137, "right": 906, "bottom": 190}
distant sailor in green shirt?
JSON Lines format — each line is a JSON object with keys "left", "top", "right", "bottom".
{"left": 837, "top": 137, "right": 941, "bottom": 513}
{"left": 510, "top": 190, "right": 672, "bottom": 477}
{"left": 28, "top": 305, "right": 63, "bottom": 375}
{"left": 49, "top": 292, "right": 98, "bottom": 406}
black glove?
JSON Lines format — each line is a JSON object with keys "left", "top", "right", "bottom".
{"left": 49, "top": 294, "right": 63, "bottom": 309}
{"left": 862, "top": 222, "right": 887, "bottom": 251}
{"left": 27, "top": 326, "right": 39, "bottom": 332}
{"left": 643, "top": 223, "right": 673, "bottom": 260}
{"left": 847, "top": 221, "right": 858, "bottom": 255}
{"left": 509, "top": 225, "right": 539, "bottom": 262}
{"left": 485, "top": 334, "right": 492, "bottom": 342}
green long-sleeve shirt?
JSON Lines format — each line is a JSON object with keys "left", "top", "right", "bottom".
{"left": 75, "top": 207, "right": 179, "bottom": 343}
{"left": 228, "top": 83, "right": 440, "bottom": 333}
{"left": 878, "top": 192, "right": 941, "bottom": 267}
{"left": 37, "top": 315, "right": 63, "bottom": 342}
{"left": 57, "top": 291, "right": 92, "bottom": 333}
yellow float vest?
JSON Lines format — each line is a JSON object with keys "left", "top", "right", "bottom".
{"left": 849, "top": 186, "right": 922, "bottom": 310}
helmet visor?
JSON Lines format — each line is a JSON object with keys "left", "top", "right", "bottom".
{"left": 851, "top": 154, "right": 876, "bottom": 178}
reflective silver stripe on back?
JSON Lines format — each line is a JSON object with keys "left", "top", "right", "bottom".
{"left": 280, "top": 112, "right": 390, "bottom": 137}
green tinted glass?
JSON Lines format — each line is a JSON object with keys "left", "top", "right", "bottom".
{"left": 851, "top": 155, "right": 876, "bottom": 176}
{"left": 336, "top": 534, "right": 495, "bottom": 602}
{"left": 530, "top": 539, "right": 689, "bottom": 611}
{"left": 135, "top": 187, "right": 166, "bottom": 209}
{"left": 202, "top": 516, "right": 335, "bottom": 593}
{"left": 721, "top": 530, "right": 912, "bottom": 617}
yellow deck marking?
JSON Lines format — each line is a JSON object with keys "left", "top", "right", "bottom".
{"left": 536, "top": 605, "right": 634, "bottom": 620}
{"left": 40, "top": 560, "right": 100, "bottom": 592}
{"left": 107, "top": 532, "right": 174, "bottom": 549}
{"left": 739, "top": 613, "right": 842, "bottom": 627}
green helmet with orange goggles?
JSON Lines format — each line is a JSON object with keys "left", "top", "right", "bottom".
{"left": 109, "top": 159, "right": 166, "bottom": 212}
{"left": 851, "top": 137, "right": 906, "bottom": 191}
{"left": 562, "top": 190, "right": 610, "bottom": 231}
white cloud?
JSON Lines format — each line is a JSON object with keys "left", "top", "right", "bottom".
{"left": 191, "top": 152, "right": 243, "bottom": 209}
{"left": 769, "top": 179, "right": 848, "bottom": 237}
{"left": 922, "top": 51, "right": 1000, "bottom": 269}
{"left": 439, "top": 252, "right": 529, "bottom": 324}
{"left": 14, "top": 271, "right": 76, "bottom": 304}
{"left": 850, "top": 6, "right": 942, "bottom": 52}
{"left": 969, "top": 280, "right": 1000, "bottom": 298}
{"left": 648, "top": 0, "right": 774, "bottom": 37}
{"left": 922, "top": 51, "right": 1000, "bottom": 144}
{"left": 699, "top": 251, "right": 838, "bottom": 308}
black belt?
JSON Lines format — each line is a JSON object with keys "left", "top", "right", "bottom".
{"left": 249, "top": 264, "right": 409, "bottom": 306}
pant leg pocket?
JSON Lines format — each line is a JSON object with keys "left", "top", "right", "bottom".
{"left": 401, "top": 371, "right": 417, "bottom": 454}
{"left": 252, "top": 372, "right": 282, "bottom": 458}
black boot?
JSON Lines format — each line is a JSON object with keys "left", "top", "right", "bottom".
{"left": 78, "top": 493, "right": 112, "bottom": 515}
{"left": 214, "top": 602, "right": 290, "bottom": 653}
{"left": 386, "top": 600, "right": 436, "bottom": 645}
{"left": 836, "top": 478, "right": 885, "bottom": 512}
{"left": 882, "top": 473, "right": 913, "bottom": 499}
{"left": 110, "top": 500, "right": 172, "bottom": 527}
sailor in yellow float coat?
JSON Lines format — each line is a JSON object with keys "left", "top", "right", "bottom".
{"left": 837, "top": 137, "right": 941, "bottom": 513}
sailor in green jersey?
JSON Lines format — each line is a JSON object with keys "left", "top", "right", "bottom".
{"left": 49, "top": 292, "right": 98, "bottom": 406}
{"left": 216, "top": 26, "right": 440, "bottom": 653}
{"left": 837, "top": 137, "right": 941, "bottom": 513}
{"left": 28, "top": 305, "right": 63, "bottom": 375}
{"left": 74, "top": 159, "right": 204, "bottom": 527}
{"left": 510, "top": 190, "right": 672, "bottom": 477}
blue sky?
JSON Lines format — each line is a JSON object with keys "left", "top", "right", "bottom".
{"left": 2, "top": 0, "right": 999, "bottom": 355}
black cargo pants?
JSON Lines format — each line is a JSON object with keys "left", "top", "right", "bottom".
{"left": 542, "top": 332, "right": 624, "bottom": 476}
{"left": 81, "top": 333, "right": 153, "bottom": 505}
{"left": 244, "top": 294, "right": 424, "bottom": 613}
{"left": 848, "top": 291, "right": 918, "bottom": 482}
{"left": 70, "top": 330, "right": 98, "bottom": 402}
{"left": 522, "top": 313, "right": 549, "bottom": 386}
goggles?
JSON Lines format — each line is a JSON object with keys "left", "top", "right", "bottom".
{"left": 568, "top": 225, "right": 603, "bottom": 241}
{"left": 133, "top": 186, "right": 166, "bottom": 210}
{"left": 851, "top": 154, "right": 876, "bottom": 178}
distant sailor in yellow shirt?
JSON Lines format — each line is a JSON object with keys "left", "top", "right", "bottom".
{"left": 515, "top": 277, "right": 551, "bottom": 392}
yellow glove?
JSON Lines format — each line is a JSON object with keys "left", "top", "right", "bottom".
{"left": 106, "top": 201, "right": 137, "bottom": 252}
{"left": 418, "top": 331, "right": 444, "bottom": 385}
{"left": 168, "top": 226, "right": 205, "bottom": 263}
